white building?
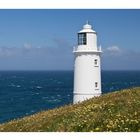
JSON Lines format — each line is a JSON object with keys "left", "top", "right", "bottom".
{"left": 73, "top": 22, "right": 102, "bottom": 104}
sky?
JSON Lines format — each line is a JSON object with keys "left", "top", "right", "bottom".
{"left": 0, "top": 9, "right": 140, "bottom": 70}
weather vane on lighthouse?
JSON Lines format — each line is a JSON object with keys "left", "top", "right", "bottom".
{"left": 73, "top": 21, "right": 102, "bottom": 104}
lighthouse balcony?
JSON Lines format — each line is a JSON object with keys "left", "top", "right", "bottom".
{"left": 73, "top": 46, "right": 102, "bottom": 53}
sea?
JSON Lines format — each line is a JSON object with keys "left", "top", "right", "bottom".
{"left": 0, "top": 70, "right": 140, "bottom": 123}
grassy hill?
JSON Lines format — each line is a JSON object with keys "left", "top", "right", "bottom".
{"left": 0, "top": 87, "right": 140, "bottom": 132}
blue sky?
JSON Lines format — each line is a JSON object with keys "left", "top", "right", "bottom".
{"left": 0, "top": 9, "right": 140, "bottom": 70}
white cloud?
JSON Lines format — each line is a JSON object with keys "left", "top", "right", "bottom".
{"left": 0, "top": 44, "right": 47, "bottom": 57}
{"left": 0, "top": 41, "right": 73, "bottom": 70}
{"left": 106, "top": 46, "right": 121, "bottom": 52}
{"left": 104, "top": 46, "right": 122, "bottom": 56}
{"left": 102, "top": 45, "right": 140, "bottom": 70}
{"left": 0, "top": 46, "right": 18, "bottom": 57}
{"left": 23, "top": 43, "right": 32, "bottom": 50}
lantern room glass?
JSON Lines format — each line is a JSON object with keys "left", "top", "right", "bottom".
{"left": 78, "top": 33, "right": 87, "bottom": 45}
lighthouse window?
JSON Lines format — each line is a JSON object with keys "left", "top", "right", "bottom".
{"left": 95, "top": 82, "right": 98, "bottom": 88}
{"left": 78, "top": 33, "right": 87, "bottom": 45}
{"left": 94, "top": 59, "right": 98, "bottom": 65}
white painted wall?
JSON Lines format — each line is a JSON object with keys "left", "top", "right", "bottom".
{"left": 87, "top": 33, "right": 97, "bottom": 49}
{"left": 73, "top": 52, "right": 101, "bottom": 103}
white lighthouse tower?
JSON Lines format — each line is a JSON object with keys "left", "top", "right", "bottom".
{"left": 73, "top": 21, "right": 102, "bottom": 104}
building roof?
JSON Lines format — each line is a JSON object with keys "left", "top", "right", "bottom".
{"left": 79, "top": 22, "right": 96, "bottom": 33}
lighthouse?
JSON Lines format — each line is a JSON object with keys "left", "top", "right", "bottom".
{"left": 73, "top": 21, "right": 102, "bottom": 104}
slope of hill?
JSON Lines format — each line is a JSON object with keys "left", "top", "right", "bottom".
{"left": 0, "top": 87, "right": 140, "bottom": 132}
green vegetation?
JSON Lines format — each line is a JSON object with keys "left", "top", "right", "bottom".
{"left": 0, "top": 87, "right": 140, "bottom": 132}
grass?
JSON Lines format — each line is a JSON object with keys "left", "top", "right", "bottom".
{"left": 0, "top": 87, "right": 140, "bottom": 132}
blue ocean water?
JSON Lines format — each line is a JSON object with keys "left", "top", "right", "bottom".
{"left": 0, "top": 70, "right": 140, "bottom": 123}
